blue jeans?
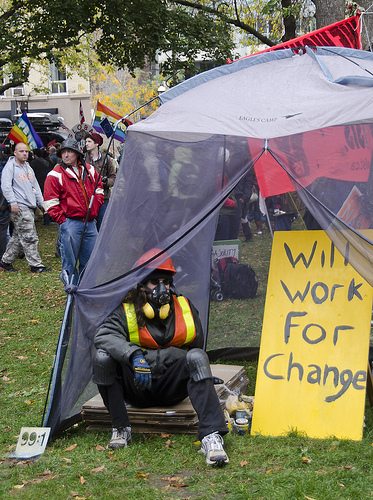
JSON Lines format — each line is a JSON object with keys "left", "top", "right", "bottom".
{"left": 96, "top": 200, "right": 108, "bottom": 232}
{"left": 59, "top": 218, "right": 98, "bottom": 284}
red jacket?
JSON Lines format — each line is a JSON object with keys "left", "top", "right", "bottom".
{"left": 44, "top": 162, "right": 104, "bottom": 224}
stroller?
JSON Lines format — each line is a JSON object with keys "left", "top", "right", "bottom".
{"left": 210, "top": 256, "right": 258, "bottom": 301}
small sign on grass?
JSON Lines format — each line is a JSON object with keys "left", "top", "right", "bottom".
{"left": 11, "top": 427, "right": 51, "bottom": 459}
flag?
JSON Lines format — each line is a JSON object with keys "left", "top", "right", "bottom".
{"left": 228, "top": 15, "right": 362, "bottom": 64}
{"left": 7, "top": 112, "right": 44, "bottom": 150}
{"left": 100, "top": 117, "right": 114, "bottom": 138}
{"left": 93, "top": 101, "right": 132, "bottom": 143}
{"left": 79, "top": 100, "right": 85, "bottom": 125}
{"left": 252, "top": 123, "right": 373, "bottom": 197}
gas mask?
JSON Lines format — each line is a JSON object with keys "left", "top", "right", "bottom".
{"left": 142, "top": 278, "right": 173, "bottom": 320}
{"left": 149, "top": 280, "right": 171, "bottom": 307}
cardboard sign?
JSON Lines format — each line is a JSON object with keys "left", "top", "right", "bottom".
{"left": 212, "top": 239, "right": 241, "bottom": 263}
{"left": 251, "top": 231, "right": 372, "bottom": 440}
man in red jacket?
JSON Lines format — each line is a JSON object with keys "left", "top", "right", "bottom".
{"left": 44, "top": 139, "right": 104, "bottom": 284}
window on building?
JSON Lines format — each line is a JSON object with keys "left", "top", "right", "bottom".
{"left": 11, "top": 85, "right": 25, "bottom": 97}
{"left": 50, "top": 63, "right": 67, "bottom": 94}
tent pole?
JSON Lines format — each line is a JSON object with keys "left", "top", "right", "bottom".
{"left": 41, "top": 292, "right": 74, "bottom": 427}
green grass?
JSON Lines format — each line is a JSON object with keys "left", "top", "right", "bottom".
{"left": 1, "top": 221, "right": 373, "bottom": 499}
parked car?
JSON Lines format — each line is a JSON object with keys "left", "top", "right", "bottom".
{"left": 0, "top": 113, "right": 68, "bottom": 148}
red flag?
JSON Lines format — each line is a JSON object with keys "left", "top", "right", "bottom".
{"left": 79, "top": 100, "right": 85, "bottom": 125}
{"left": 228, "top": 15, "right": 362, "bottom": 64}
{"left": 252, "top": 124, "right": 373, "bottom": 197}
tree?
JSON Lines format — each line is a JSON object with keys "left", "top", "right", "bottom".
{"left": 0, "top": 0, "right": 303, "bottom": 93}
{"left": 4, "top": 1, "right": 366, "bottom": 95}
{"left": 92, "top": 67, "right": 162, "bottom": 121}
{"left": 0, "top": 0, "right": 98, "bottom": 92}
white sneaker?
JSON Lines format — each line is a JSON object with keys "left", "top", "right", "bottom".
{"left": 199, "top": 431, "right": 229, "bottom": 466}
{"left": 109, "top": 427, "right": 132, "bottom": 449}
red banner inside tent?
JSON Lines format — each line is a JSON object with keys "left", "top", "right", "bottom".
{"left": 252, "top": 124, "right": 373, "bottom": 197}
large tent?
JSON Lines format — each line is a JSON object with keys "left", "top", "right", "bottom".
{"left": 44, "top": 46, "right": 373, "bottom": 437}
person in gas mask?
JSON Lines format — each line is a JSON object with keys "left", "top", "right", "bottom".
{"left": 92, "top": 249, "right": 229, "bottom": 466}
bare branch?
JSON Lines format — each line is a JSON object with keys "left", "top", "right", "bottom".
{"left": 0, "top": 78, "right": 26, "bottom": 95}
{"left": 170, "top": 0, "right": 276, "bottom": 46}
{"left": 0, "top": 1, "right": 24, "bottom": 22}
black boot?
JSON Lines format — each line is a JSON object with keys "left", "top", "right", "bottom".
{"left": 242, "top": 222, "right": 252, "bottom": 241}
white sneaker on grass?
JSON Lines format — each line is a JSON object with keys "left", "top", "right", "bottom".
{"left": 199, "top": 431, "right": 229, "bottom": 466}
{"left": 109, "top": 426, "right": 132, "bottom": 449}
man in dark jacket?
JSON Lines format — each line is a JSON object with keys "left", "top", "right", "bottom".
{"left": 92, "top": 249, "right": 229, "bottom": 466}
{"left": 85, "top": 132, "right": 116, "bottom": 231}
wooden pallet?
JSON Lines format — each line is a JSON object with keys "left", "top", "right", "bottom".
{"left": 82, "top": 364, "right": 248, "bottom": 434}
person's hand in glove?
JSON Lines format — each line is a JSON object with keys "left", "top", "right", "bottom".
{"left": 131, "top": 352, "right": 152, "bottom": 390}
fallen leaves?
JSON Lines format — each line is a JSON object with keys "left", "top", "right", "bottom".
{"left": 301, "top": 456, "right": 312, "bottom": 465}
{"left": 91, "top": 465, "right": 105, "bottom": 474}
{"left": 240, "top": 460, "right": 249, "bottom": 467}
{"left": 70, "top": 492, "right": 88, "bottom": 499}
{"left": 12, "top": 470, "right": 56, "bottom": 489}
{"left": 79, "top": 475, "right": 86, "bottom": 485}
{"left": 64, "top": 444, "right": 78, "bottom": 452}
{"left": 162, "top": 475, "right": 188, "bottom": 489}
{"left": 95, "top": 444, "right": 105, "bottom": 451}
{"left": 136, "top": 472, "right": 149, "bottom": 480}
{"left": 164, "top": 439, "right": 174, "bottom": 448}
{"left": 341, "top": 465, "right": 355, "bottom": 471}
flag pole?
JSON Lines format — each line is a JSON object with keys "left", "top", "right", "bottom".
{"left": 101, "top": 94, "right": 161, "bottom": 169}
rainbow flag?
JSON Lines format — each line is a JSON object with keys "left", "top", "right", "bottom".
{"left": 93, "top": 101, "right": 132, "bottom": 143}
{"left": 7, "top": 113, "right": 44, "bottom": 149}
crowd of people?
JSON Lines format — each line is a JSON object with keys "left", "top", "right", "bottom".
{"left": 214, "top": 169, "right": 304, "bottom": 242}
{"left": 0, "top": 133, "right": 116, "bottom": 283}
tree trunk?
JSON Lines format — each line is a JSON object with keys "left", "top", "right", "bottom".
{"left": 313, "top": 0, "right": 344, "bottom": 29}
{"left": 358, "top": 0, "right": 373, "bottom": 51}
{"left": 281, "top": 0, "right": 297, "bottom": 41}
{"left": 314, "top": 0, "right": 373, "bottom": 51}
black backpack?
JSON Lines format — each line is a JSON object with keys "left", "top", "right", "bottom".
{"left": 218, "top": 257, "right": 258, "bottom": 299}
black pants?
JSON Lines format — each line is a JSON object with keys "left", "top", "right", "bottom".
{"left": 98, "top": 357, "right": 227, "bottom": 440}
{"left": 0, "top": 209, "right": 10, "bottom": 260}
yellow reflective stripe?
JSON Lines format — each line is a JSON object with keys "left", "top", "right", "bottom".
{"left": 123, "top": 303, "right": 140, "bottom": 345}
{"left": 177, "top": 296, "right": 195, "bottom": 344}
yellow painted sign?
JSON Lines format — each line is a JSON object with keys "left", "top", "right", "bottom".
{"left": 251, "top": 230, "right": 372, "bottom": 440}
